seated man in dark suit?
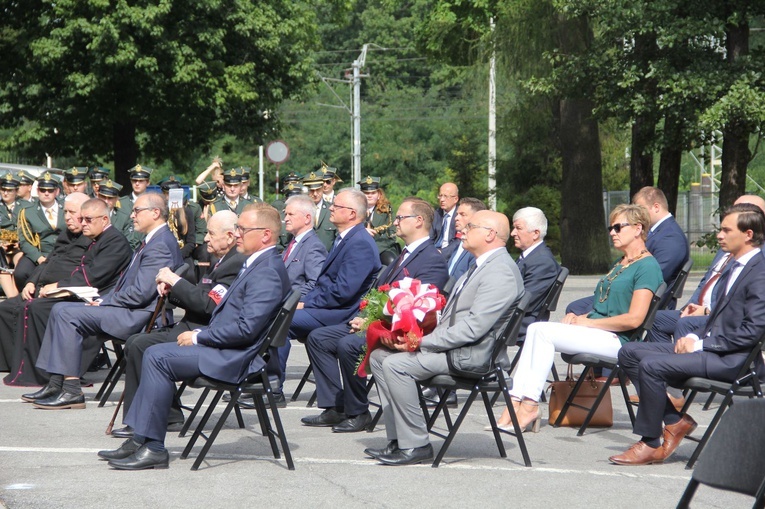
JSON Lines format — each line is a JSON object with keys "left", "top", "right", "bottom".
{"left": 567, "top": 186, "right": 689, "bottom": 315}
{"left": 282, "top": 194, "right": 328, "bottom": 297}
{"left": 444, "top": 197, "right": 486, "bottom": 280}
{"left": 0, "top": 192, "right": 91, "bottom": 378}
{"left": 648, "top": 194, "right": 765, "bottom": 343}
{"left": 429, "top": 182, "right": 459, "bottom": 252}
{"left": 108, "top": 210, "right": 246, "bottom": 439}
{"left": 276, "top": 188, "right": 381, "bottom": 392}
{"left": 4, "top": 197, "right": 133, "bottom": 387}
{"left": 302, "top": 197, "right": 449, "bottom": 432}
{"left": 97, "top": 205, "right": 290, "bottom": 470}
{"left": 366, "top": 211, "right": 524, "bottom": 465}
{"left": 22, "top": 192, "right": 183, "bottom": 409}
{"left": 610, "top": 203, "right": 765, "bottom": 465}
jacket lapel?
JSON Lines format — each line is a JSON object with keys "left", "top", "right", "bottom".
{"left": 705, "top": 255, "right": 762, "bottom": 331}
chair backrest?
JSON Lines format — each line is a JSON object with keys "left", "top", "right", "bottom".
{"left": 255, "top": 289, "right": 301, "bottom": 356}
{"left": 490, "top": 293, "right": 531, "bottom": 362}
{"left": 660, "top": 258, "right": 693, "bottom": 309}
{"left": 536, "top": 267, "right": 569, "bottom": 322}
{"left": 689, "top": 399, "right": 765, "bottom": 502}
{"left": 629, "top": 282, "right": 667, "bottom": 342}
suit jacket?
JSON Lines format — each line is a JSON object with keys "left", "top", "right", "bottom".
{"left": 378, "top": 239, "right": 449, "bottom": 290}
{"left": 116, "top": 195, "right": 147, "bottom": 249}
{"left": 195, "top": 247, "right": 290, "bottom": 383}
{"left": 647, "top": 215, "right": 689, "bottom": 307}
{"left": 302, "top": 222, "right": 381, "bottom": 326}
{"left": 430, "top": 207, "right": 459, "bottom": 252}
{"left": 58, "top": 225, "right": 132, "bottom": 293}
{"left": 366, "top": 208, "right": 398, "bottom": 255}
{"left": 421, "top": 249, "right": 524, "bottom": 375}
{"left": 168, "top": 248, "right": 247, "bottom": 327}
{"left": 98, "top": 224, "right": 184, "bottom": 338}
{"left": 314, "top": 200, "right": 337, "bottom": 252}
{"left": 27, "top": 230, "right": 91, "bottom": 288}
{"left": 445, "top": 243, "right": 474, "bottom": 280}
{"left": 695, "top": 253, "right": 765, "bottom": 379}
{"left": 16, "top": 201, "right": 66, "bottom": 261}
{"left": 284, "top": 229, "right": 327, "bottom": 296}
{"left": 517, "top": 242, "right": 560, "bottom": 335}
{"left": 686, "top": 249, "right": 727, "bottom": 308}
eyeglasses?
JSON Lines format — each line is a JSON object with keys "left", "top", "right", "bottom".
{"left": 393, "top": 215, "right": 417, "bottom": 222}
{"left": 323, "top": 180, "right": 333, "bottom": 184}
{"left": 330, "top": 202, "right": 355, "bottom": 212}
{"left": 131, "top": 207, "right": 155, "bottom": 215}
{"left": 235, "top": 225, "right": 267, "bottom": 235}
{"left": 464, "top": 223, "right": 495, "bottom": 234}
{"left": 82, "top": 215, "right": 107, "bottom": 224}
{"left": 607, "top": 222, "right": 633, "bottom": 233}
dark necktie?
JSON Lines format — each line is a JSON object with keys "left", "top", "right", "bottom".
{"left": 115, "top": 241, "right": 146, "bottom": 291}
{"left": 384, "top": 248, "right": 408, "bottom": 284}
{"left": 237, "top": 261, "right": 248, "bottom": 278}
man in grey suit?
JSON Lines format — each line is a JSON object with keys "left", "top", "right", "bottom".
{"left": 282, "top": 194, "right": 328, "bottom": 296}
{"left": 366, "top": 210, "right": 524, "bottom": 465}
{"left": 24, "top": 193, "right": 183, "bottom": 410}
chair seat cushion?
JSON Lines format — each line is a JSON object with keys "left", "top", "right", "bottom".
{"left": 561, "top": 352, "right": 617, "bottom": 368}
{"left": 422, "top": 373, "right": 513, "bottom": 392}
{"left": 682, "top": 377, "right": 758, "bottom": 395}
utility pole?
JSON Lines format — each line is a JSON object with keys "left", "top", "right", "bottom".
{"left": 351, "top": 45, "right": 370, "bottom": 186}
{"left": 488, "top": 18, "right": 497, "bottom": 211}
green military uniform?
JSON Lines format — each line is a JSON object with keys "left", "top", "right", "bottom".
{"left": 358, "top": 176, "right": 398, "bottom": 256}
{"left": 0, "top": 172, "right": 22, "bottom": 232}
{"left": 303, "top": 171, "right": 336, "bottom": 252}
{"left": 210, "top": 167, "right": 253, "bottom": 215}
{"left": 118, "top": 164, "right": 153, "bottom": 249}
{"left": 17, "top": 174, "right": 65, "bottom": 264}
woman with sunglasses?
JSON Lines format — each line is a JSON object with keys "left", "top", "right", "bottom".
{"left": 492, "top": 203, "right": 663, "bottom": 432}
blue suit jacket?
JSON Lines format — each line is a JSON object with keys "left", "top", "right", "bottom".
{"left": 284, "top": 229, "right": 328, "bottom": 296}
{"left": 378, "top": 239, "right": 449, "bottom": 290}
{"left": 687, "top": 249, "right": 727, "bottom": 307}
{"left": 695, "top": 253, "right": 765, "bottom": 379}
{"left": 647, "top": 215, "right": 689, "bottom": 308}
{"left": 302, "top": 222, "right": 381, "bottom": 326}
{"left": 446, "top": 243, "right": 474, "bottom": 280}
{"left": 98, "top": 225, "right": 183, "bottom": 338}
{"left": 430, "top": 207, "right": 459, "bottom": 252}
{"left": 517, "top": 242, "right": 560, "bottom": 335}
{"left": 196, "top": 248, "right": 290, "bottom": 383}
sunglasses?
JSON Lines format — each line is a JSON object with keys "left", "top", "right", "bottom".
{"left": 607, "top": 222, "right": 633, "bottom": 233}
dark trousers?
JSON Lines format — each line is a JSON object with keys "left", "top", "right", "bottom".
{"left": 123, "top": 325, "right": 190, "bottom": 424}
{"left": 276, "top": 309, "right": 326, "bottom": 389}
{"left": 307, "top": 323, "right": 368, "bottom": 415}
{"left": 565, "top": 295, "right": 593, "bottom": 316}
{"left": 125, "top": 343, "right": 203, "bottom": 443}
{"left": 0, "top": 295, "right": 24, "bottom": 372}
{"left": 13, "top": 256, "right": 36, "bottom": 291}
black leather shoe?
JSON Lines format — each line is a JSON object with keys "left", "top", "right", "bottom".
{"left": 423, "top": 390, "right": 457, "bottom": 408}
{"left": 32, "top": 391, "right": 85, "bottom": 410}
{"left": 332, "top": 411, "right": 372, "bottom": 433}
{"left": 21, "top": 384, "right": 59, "bottom": 403}
{"left": 377, "top": 443, "right": 434, "bottom": 466}
{"left": 301, "top": 408, "right": 346, "bottom": 427}
{"left": 166, "top": 422, "right": 184, "bottom": 433}
{"left": 108, "top": 444, "right": 169, "bottom": 470}
{"left": 98, "top": 438, "right": 142, "bottom": 460}
{"left": 111, "top": 425, "right": 134, "bottom": 439}
{"left": 364, "top": 440, "right": 399, "bottom": 459}
{"left": 263, "top": 391, "right": 287, "bottom": 408}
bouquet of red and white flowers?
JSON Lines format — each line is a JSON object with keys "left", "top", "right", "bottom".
{"left": 354, "top": 278, "right": 447, "bottom": 377}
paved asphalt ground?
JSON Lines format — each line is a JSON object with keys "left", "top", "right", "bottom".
{"left": 0, "top": 274, "right": 756, "bottom": 508}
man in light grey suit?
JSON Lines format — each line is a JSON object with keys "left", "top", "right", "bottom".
{"left": 282, "top": 194, "right": 328, "bottom": 296}
{"left": 366, "top": 210, "right": 524, "bottom": 465}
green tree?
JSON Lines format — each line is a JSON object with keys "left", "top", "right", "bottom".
{"left": 0, "top": 0, "right": 330, "bottom": 185}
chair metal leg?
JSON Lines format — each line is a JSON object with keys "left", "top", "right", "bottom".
{"left": 553, "top": 367, "right": 591, "bottom": 428}
{"left": 179, "top": 387, "right": 211, "bottom": 438}
{"left": 367, "top": 407, "right": 383, "bottom": 432}
{"left": 432, "top": 390, "right": 477, "bottom": 468}
{"left": 97, "top": 358, "right": 126, "bottom": 407}
{"left": 617, "top": 370, "right": 635, "bottom": 426}
{"left": 702, "top": 393, "right": 716, "bottom": 411}
{"left": 253, "top": 391, "right": 281, "bottom": 459}
{"left": 686, "top": 392, "right": 734, "bottom": 469}
{"left": 675, "top": 479, "right": 699, "bottom": 509}
{"left": 496, "top": 373, "right": 532, "bottom": 467}
{"left": 576, "top": 367, "right": 617, "bottom": 436}
{"left": 306, "top": 389, "right": 317, "bottom": 407}
{"left": 191, "top": 391, "right": 237, "bottom": 470}
{"left": 95, "top": 343, "right": 124, "bottom": 402}
{"left": 262, "top": 376, "right": 295, "bottom": 470}
{"left": 181, "top": 389, "right": 223, "bottom": 460}
{"left": 290, "top": 364, "right": 313, "bottom": 401}
{"left": 480, "top": 390, "right": 507, "bottom": 459}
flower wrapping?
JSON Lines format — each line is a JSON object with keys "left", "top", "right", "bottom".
{"left": 354, "top": 278, "right": 446, "bottom": 377}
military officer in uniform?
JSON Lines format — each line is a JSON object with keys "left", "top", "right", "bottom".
{"left": 0, "top": 172, "right": 23, "bottom": 296}
{"left": 304, "top": 172, "right": 336, "bottom": 252}
{"left": 210, "top": 167, "right": 253, "bottom": 215}
{"left": 96, "top": 179, "right": 132, "bottom": 235}
{"left": 88, "top": 166, "right": 110, "bottom": 198}
{"left": 320, "top": 162, "right": 341, "bottom": 204}
{"left": 239, "top": 167, "right": 254, "bottom": 201}
{"left": 15, "top": 170, "right": 35, "bottom": 204}
{"left": 15, "top": 173, "right": 65, "bottom": 290}
{"left": 63, "top": 167, "right": 89, "bottom": 195}
{"left": 359, "top": 176, "right": 398, "bottom": 261}
{"left": 119, "top": 164, "right": 153, "bottom": 248}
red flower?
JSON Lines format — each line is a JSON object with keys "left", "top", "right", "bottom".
{"left": 359, "top": 300, "right": 369, "bottom": 310}
{"left": 378, "top": 284, "right": 391, "bottom": 292}
{"left": 391, "top": 281, "right": 400, "bottom": 288}
{"left": 438, "top": 294, "right": 447, "bottom": 308}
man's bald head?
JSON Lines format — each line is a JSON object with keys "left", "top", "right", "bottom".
{"left": 734, "top": 194, "right": 765, "bottom": 215}
{"left": 461, "top": 210, "right": 510, "bottom": 257}
{"left": 64, "top": 192, "right": 90, "bottom": 209}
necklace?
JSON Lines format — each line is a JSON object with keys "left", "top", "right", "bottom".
{"left": 597, "top": 250, "right": 647, "bottom": 303}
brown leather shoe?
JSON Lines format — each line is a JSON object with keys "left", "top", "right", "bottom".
{"left": 662, "top": 414, "right": 697, "bottom": 459}
{"left": 609, "top": 441, "right": 665, "bottom": 465}
{"left": 629, "top": 394, "right": 639, "bottom": 404}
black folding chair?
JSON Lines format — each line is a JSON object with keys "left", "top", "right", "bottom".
{"left": 179, "top": 290, "right": 300, "bottom": 471}
{"left": 419, "top": 293, "right": 532, "bottom": 468}
{"left": 553, "top": 282, "right": 667, "bottom": 435}
{"left": 659, "top": 258, "right": 693, "bottom": 310}
{"left": 677, "top": 329, "right": 765, "bottom": 469}
{"left": 676, "top": 399, "right": 765, "bottom": 508}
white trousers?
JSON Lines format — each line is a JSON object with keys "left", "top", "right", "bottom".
{"left": 510, "top": 321, "right": 623, "bottom": 402}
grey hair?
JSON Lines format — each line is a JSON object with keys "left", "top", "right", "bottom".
{"left": 337, "top": 187, "right": 368, "bottom": 217}
{"left": 512, "top": 207, "right": 548, "bottom": 240}
{"left": 209, "top": 210, "right": 238, "bottom": 234}
{"left": 286, "top": 194, "right": 317, "bottom": 223}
